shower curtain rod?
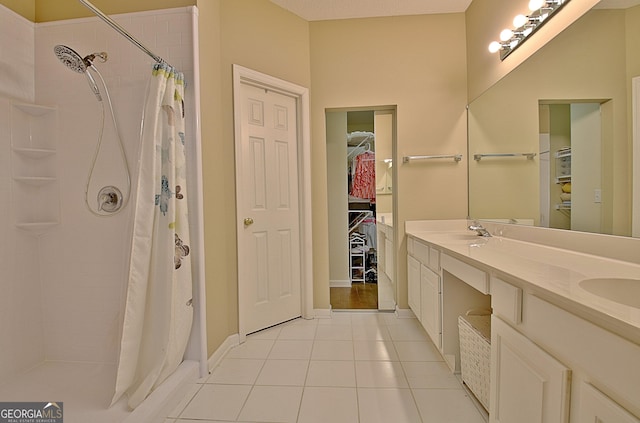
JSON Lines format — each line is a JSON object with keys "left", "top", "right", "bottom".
{"left": 79, "top": 0, "right": 173, "bottom": 68}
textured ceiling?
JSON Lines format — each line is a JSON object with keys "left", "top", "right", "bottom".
{"left": 268, "top": 0, "right": 473, "bottom": 21}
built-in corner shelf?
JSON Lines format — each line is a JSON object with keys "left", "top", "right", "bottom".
{"left": 554, "top": 147, "right": 571, "bottom": 212}
{"left": 12, "top": 147, "right": 57, "bottom": 159}
{"left": 12, "top": 102, "right": 57, "bottom": 116}
{"left": 13, "top": 176, "right": 57, "bottom": 186}
{"left": 10, "top": 101, "right": 60, "bottom": 235}
{"left": 15, "top": 222, "right": 60, "bottom": 235}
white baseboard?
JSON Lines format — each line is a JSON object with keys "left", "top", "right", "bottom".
{"left": 313, "top": 308, "right": 332, "bottom": 319}
{"left": 330, "top": 279, "right": 352, "bottom": 288}
{"left": 395, "top": 307, "right": 417, "bottom": 319}
{"left": 207, "top": 333, "right": 240, "bottom": 372}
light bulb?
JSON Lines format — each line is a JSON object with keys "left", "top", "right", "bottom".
{"left": 513, "top": 14, "right": 528, "bottom": 28}
{"left": 488, "top": 41, "right": 502, "bottom": 53}
{"left": 500, "top": 29, "right": 514, "bottom": 42}
{"left": 529, "top": 0, "right": 546, "bottom": 11}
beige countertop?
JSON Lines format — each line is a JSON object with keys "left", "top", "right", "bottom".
{"left": 405, "top": 221, "right": 640, "bottom": 339}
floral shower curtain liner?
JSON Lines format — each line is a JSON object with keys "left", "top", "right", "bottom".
{"left": 112, "top": 63, "right": 193, "bottom": 409}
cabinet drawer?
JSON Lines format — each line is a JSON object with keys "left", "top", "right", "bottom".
{"left": 491, "top": 277, "right": 522, "bottom": 325}
{"left": 441, "top": 254, "right": 488, "bottom": 294}
{"left": 413, "top": 239, "right": 429, "bottom": 264}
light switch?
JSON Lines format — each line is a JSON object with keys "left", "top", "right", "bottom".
{"left": 594, "top": 189, "right": 602, "bottom": 203}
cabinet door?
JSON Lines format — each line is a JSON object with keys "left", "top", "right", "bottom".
{"left": 377, "top": 228, "right": 386, "bottom": 274}
{"left": 420, "top": 264, "right": 441, "bottom": 348}
{"left": 490, "top": 316, "right": 571, "bottom": 423}
{"left": 578, "top": 383, "right": 640, "bottom": 423}
{"left": 407, "top": 255, "right": 421, "bottom": 319}
{"left": 384, "top": 237, "right": 394, "bottom": 280}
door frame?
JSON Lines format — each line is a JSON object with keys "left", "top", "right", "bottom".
{"left": 232, "top": 64, "right": 313, "bottom": 340}
{"left": 633, "top": 76, "right": 640, "bottom": 237}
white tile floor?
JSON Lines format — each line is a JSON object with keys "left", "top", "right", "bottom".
{"left": 165, "top": 312, "right": 487, "bottom": 423}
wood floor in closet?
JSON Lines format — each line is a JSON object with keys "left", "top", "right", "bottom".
{"left": 330, "top": 283, "right": 378, "bottom": 309}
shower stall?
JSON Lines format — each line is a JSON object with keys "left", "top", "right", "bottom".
{"left": 0, "top": 4, "right": 206, "bottom": 422}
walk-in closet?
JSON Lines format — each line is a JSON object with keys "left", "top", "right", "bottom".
{"left": 326, "top": 109, "right": 394, "bottom": 310}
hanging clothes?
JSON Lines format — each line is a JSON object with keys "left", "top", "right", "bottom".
{"left": 350, "top": 151, "right": 376, "bottom": 201}
{"left": 112, "top": 63, "right": 193, "bottom": 409}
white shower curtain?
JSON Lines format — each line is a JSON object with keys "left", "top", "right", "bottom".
{"left": 112, "top": 63, "right": 193, "bottom": 409}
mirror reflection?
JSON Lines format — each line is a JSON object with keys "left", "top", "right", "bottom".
{"left": 468, "top": 0, "right": 640, "bottom": 236}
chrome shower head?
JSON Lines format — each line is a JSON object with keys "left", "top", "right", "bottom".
{"left": 53, "top": 44, "right": 108, "bottom": 102}
{"left": 54, "top": 44, "right": 87, "bottom": 73}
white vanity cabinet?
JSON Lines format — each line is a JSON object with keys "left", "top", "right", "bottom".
{"left": 405, "top": 220, "right": 640, "bottom": 423}
{"left": 490, "top": 276, "right": 640, "bottom": 423}
{"left": 420, "top": 263, "right": 440, "bottom": 348}
{"left": 407, "top": 236, "right": 442, "bottom": 348}
{"left": 578, "top": 383, "right": 640, "bottom": 423}
{"left": 490, "top": 316, "right": 571, "bottom": 423}
{"left": 407, "top": 254, "right": 421, "bottom": 318}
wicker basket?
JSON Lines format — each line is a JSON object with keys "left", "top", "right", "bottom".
{"left": 458, "top": 313, "right": 491, "bottom": 410}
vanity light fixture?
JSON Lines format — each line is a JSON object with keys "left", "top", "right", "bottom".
{"left": 488, "top": 0, "right": 570, "bottom": 60}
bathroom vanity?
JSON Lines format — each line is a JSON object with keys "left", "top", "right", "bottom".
{"left": 376, "top": 213, "right": 396, "bottom": 311}
{"left": 405, "top": 220, "right": 640, "bottom": 423}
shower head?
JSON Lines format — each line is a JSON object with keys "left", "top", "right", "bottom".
{"left": 54, "top": 44, "right": 87, "bottom": 73}
{"left": 53, "top": 45, "right": 108, "bottom": 102}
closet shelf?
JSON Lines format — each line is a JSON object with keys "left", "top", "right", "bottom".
{"left": 349, "top": 210, "right": 372, "bottom": 234}
{"left": 15, "top": 222, "right": 59, "bottom": 234}
{"left": 13, "top": 176, "right": 57, "bottom": 186}
{"left": 12, "top": 147, "right": 57, "bottom": 158}
{"left": 12, "top": 102, "right": 57, "bottom": 116}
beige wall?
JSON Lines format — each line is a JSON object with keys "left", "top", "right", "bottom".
{"left": 326, "top": 112, "right": 350, "bottom": 285}
{"left": 198, "top": 0, "right": 311, "bottom": 353}
{"left": 627, "top": 5, "right": 640, "bottom": 79}
{"left": 468, "top": 9, "right": 631, "bottom": 236}
{"left": 310, "top": 14, "right": 468, "bottom": 309}
{"left": 8, "top": 0, "right": 613, "bottom": 356}
{"left": 465, "top": 0, "right": 600, "bottom": 101}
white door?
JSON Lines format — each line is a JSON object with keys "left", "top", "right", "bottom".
{"left": 236, "top": 81, "right": 301, "bottom": 335}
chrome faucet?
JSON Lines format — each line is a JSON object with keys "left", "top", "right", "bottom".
{"left": 468, "top": 221, "right": 492, "bottom": 237}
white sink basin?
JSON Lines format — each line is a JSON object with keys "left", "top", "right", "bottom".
{"left": 579, "top": 278, "right": 640, "bottom": 308}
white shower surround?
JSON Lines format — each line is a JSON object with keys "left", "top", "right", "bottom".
{"left": 0, "top": 5, "right": 206, "bottom": 423}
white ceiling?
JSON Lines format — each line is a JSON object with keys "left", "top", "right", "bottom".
{"left": 268, "top": 0, "right": 473, "bottom": 21}
{"left": 269, "top": 0, "right": 640, "bottom": 21}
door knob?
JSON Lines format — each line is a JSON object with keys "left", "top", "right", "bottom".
{"left": 244, "top": 217, "right": 254, "bottom": 226}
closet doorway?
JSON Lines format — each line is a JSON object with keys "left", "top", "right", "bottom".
{"left": 326, "top": 108, "right": 394, "bottom": 310}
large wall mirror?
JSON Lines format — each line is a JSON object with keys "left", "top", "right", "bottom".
{"left": 468, "top": 0, "right": 640, "bottom": 237}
